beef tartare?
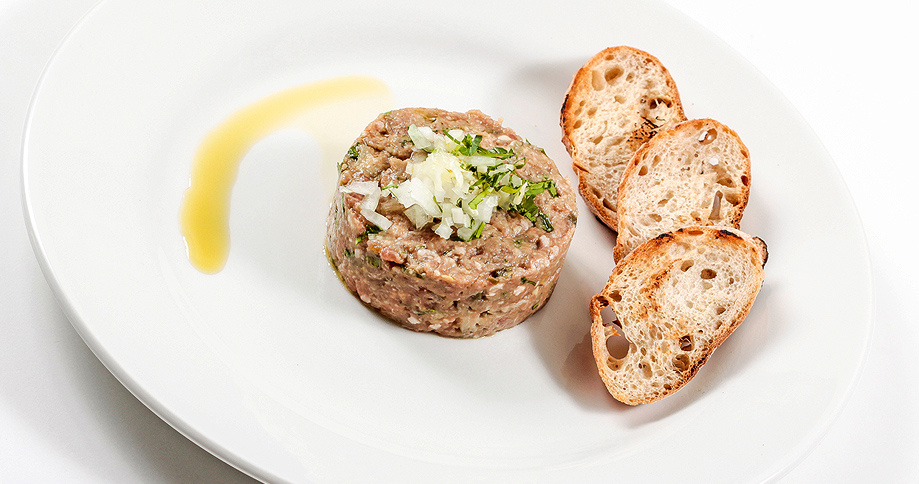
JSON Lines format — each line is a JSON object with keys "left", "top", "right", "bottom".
{"left": 326, "top": 108, "right": 577, "bottom": 338}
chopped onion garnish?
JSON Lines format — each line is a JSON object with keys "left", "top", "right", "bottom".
{"left": 339, "top": 180, "right": 381, "bottom": 196}
{"left": 361, "top": 208, "right": 392, "bottom": 231}
{"left": 342, "top": 125, "right": 557, "bottom": 241}
{"left": 340, "top": 180, "right": 391, "bottom": 230}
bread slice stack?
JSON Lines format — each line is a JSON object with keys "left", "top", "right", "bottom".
{"left": 562, "top": 46, "right": 767, "bottom": 404}
{"left": 561, "top": 46, "right": 686, "bottom": 231}
{"left": 590, "top": 227, "right": 767, "bottom": 405}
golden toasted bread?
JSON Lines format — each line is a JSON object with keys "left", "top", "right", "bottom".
{"left": 561, "top": 46, "right": 686, "bottom": 231}
{"left": 590, "top": 226, "right": 767, "bottom": 405}
{"left": 614, "top": 118, "right": 752, "bottom": 261}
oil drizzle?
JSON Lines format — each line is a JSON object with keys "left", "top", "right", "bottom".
{"left": 180, "top": 76, "right": 392, "bottom": 273}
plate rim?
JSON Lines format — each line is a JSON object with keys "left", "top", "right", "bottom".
{"left": 20, "top": 0, "right": 875, "bottom": 481}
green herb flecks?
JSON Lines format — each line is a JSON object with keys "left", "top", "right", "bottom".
{"left": 401, "top": 124, "right": 561, "bottom": 240}
{"left": 365, "top": 255, "right": 381, "bottom": 268}
{"left": 449, "top": 133, "right": 515, "bottom": 160}
{"left": 462, "top": 156, "right": 559, "bottom": 234}
{"left": 468, "top": 187, "right": 493, "bottom": 210}
{"left": 355, "top": 225, "right": 382, "bottom": 244}
{"left": 472, "top": 221, "right": 485, "bottom": 239}
{"left": 503, "top": 177, "right": 557, "bottom": 233}
{"left": 347, "top": 143, "right": 360, "bottom": 160}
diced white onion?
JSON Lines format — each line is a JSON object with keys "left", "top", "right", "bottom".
{"left": 339, "top": 180, "right": 380, "bottom": 195}
{"left": 455, "top": 226, "right": 475, "bottom": 241}
{"left": 359, "top": 188, "right": 380, "bottom": 212}
{"left": 341, "top": 181, "right": 390, "bottom": 230}
{"left": 407, "top": 125, "right": 434, "bottom": 151}
{"left": 434, "top": 221, "right": 453, "bottom": 239}
{"left": 404, "top": 204, "right": 433, "bottom": 228}
{"left": 447, "top": 129, "right": 465, "bottom": 141}
{"left": 361, "top": 208, "right": 392, "bottom": 230}
{"left": 474, "top": 194, "right": 499, "bottom": 224}
{"left": 451, "top": 206, "right": 470, "bottom": 227}
{"left": 344, "top": 125, "right": 524, "bottom": 239}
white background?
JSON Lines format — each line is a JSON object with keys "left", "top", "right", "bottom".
{"left": 2, "top": 0, "right": 915, "bottom": 482}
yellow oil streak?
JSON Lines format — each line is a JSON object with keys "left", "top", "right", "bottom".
{"left": 180, "top": 76, "right": 391, "bottom": 273}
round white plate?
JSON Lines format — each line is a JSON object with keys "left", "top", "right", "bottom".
{"left": 22, "top": 0, "right": 872, "bottom": 482}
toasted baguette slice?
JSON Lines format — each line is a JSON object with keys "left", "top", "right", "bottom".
{"left": 561, "top": 46, "right": 687, "bottom": 231}
{"left": 614, "top": 119, "right": 752, "bottom": 261}
{"left": 590, "top": 226, "right": 767, "bottom": 405}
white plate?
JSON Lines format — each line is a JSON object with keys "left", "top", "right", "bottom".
{"left": 22, "top": 0, "right": 872, "bottom": 482}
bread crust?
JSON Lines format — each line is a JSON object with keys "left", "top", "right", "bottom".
{"left": 561, "top": 46, "right": 686, "bottom": 231}
{"left": 590, "top": 226, "right": 766, "bottom": 405}
{"left": 613, "top": 118, "right": 752, "bottom": 261}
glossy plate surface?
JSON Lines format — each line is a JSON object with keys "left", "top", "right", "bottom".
{"left": 22, "top": 0, "right": 872, "bottom": 481}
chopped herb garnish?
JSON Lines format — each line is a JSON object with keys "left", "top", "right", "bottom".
{"left": 355, "top": 225, "right": 382, "bottom": 244}
{"left": 521, "top": 277, "right": 537, "bottom": 286}
{"left": 472, "top": 221, "right": 485, "bottom": 239}
{"left": 468, "top": 187, "right": 492, "bottom": 210}
{"left": 536, "top": 213, "right": 554, "bottom": 232}
{"left": 388, "top": 124, "right": 561, "bottom": 241}
{"left": 450, "top": 132, "right": 515, "bottom": 159}
{"left": 460, "top": 155, "right": 559, "bottom": 234}
{"left": 346, "top": 143, "right": 360, "bottom": 160}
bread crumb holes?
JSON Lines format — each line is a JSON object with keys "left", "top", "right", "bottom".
{"left": 698, "top": 128, "right": 718, "bottom": 145}
{"left": 591, "top": 70, "right": 605, "bottom": 90}
{"left": 605, "top": 66, "right": 624, "bottom": 84}
{"left": 673, "top": 354, "right": 691, "bottom": 372}
{"left": 606, "top": 332, "right": 630, "bottom": 361}
{"left": 708, "top": 191, "right": 723, "bottom": 220}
